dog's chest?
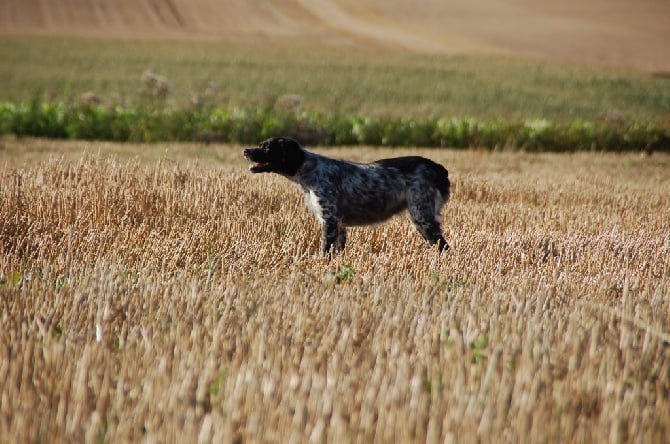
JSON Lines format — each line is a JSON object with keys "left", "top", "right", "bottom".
{"left": 304, "top": 190, "right": 324, "bottom": 223}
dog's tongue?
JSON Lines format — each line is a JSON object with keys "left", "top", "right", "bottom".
{"left": 249, "top": 162, "right": 268, "bottom": 172}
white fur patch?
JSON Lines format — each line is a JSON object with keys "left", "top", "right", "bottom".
{"left": 305, "top": 190, "right": 324, "bottom": 223}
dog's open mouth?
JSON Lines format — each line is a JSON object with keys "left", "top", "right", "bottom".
{"left": 249, "top": 162, "right": 271, "bottom": 173}
{"left": 244, "top": 147, "right": 273, "bottom": 173}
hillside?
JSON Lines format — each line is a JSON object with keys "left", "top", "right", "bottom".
{"left": 1, "top": 0, "right": 669, "bottom": 70}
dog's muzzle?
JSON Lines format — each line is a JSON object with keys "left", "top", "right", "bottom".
{"left": 244, "top": 148, "right": 271, "bottom": 173}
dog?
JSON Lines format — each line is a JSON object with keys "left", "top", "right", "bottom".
{"left": 244, "top": 137, "right": 450, "bottom": 254}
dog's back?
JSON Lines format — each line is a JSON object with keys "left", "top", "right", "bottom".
{"left": 373, "top": 156, "right": 450, "bottom": 200}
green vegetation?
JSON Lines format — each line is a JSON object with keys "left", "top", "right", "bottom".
{"left": 1, "top": 35, "right": 668, "bottom": 150}
{"left": 1, "top": 100, "right": 668, "bottom": 151}
{"left": 2, "top": 36, "right": 669, "bottom": 122}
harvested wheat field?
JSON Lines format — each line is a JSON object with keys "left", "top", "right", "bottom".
{"left": 0, "top": 140, "right": 669, "bottom": 442}
{"left": 2, "top": 0, "right": 669, "bottom": 70}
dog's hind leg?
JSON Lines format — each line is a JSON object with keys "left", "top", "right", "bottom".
{"left": 336, "top": 224, "right": 347, "bottom": 252}
{"left": 408, "top": 191, "right": 449, "bottom": 252}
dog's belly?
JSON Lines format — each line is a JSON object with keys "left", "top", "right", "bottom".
{"left": 340, "top": 194, "right": 407, "bottom": 226}
{"left": 305, "top": 190, "right": 405, "bottom": 226}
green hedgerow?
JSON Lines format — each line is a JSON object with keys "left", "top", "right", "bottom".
{"left": 0, "top": 100, "right": 667, "bottom": 152}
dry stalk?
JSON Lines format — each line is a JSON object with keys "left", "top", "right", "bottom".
{"left": 0, "top": 145, "right": 668, "bottom": 442}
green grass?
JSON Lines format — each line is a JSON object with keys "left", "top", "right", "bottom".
{"left": 1, "top": 35, "right": 669, "bottom": 126}
{"left": 2, "top": 101, "right": 667, "bottom": 151}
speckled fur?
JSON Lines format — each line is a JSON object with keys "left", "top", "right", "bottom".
{"left": 244, "top": 137, "right": 450, "bottom": 253}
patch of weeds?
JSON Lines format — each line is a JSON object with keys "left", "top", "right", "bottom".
{"left": 325, "top": 264, "right": 356, "bottom": 284}
{"left": 451, "top": 280, "right": 468, "bottom": 290}
{"left": 423, "top": 380, "right": 432, "bottom": 394}
{"left": 506, "top": 355, "right": 517, "bottom": 372}
{"left": 470, "top": 333, "right": 489, "bottom": 364}
{"left": 53, "top": 276, "right": 67, "bottom": 290}
{"left": 334, "top": 264, "right": 355, "bottom": 284}
{"left": 96, "top": 418, "right": 109, "bottom": 444}
{"left": 2, "top": 272, "right": 23, "bottom": 286}
{"left": 207, "top": 262, "right": 218, "bottom": 282}
{"left": 445, "top": 279, "right": 468, "bottom": 294}
{"left": 205, "top": 249, "right": 218, "bottom": 282}
{"left": 52, "top": 324, "right": 64, "bottom": 340}
{"left": 208, "top": 368, "right": 228, "bottom": 397}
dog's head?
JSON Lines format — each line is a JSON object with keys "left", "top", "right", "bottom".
{"left": 243, "top": 137, "right": 306, "bottom": 176}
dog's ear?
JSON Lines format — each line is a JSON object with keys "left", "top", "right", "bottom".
{"left": 279, "top": 139, "right": 306, "bottom": 176}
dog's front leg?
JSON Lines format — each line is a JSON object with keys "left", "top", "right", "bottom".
{"left": 336, "top": 225, "right": 347, "bottom": 251}
{"left": 321, "top": 217, "right": 342, "bottom": 254}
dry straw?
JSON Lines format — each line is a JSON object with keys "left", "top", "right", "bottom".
{"left": 0, "top": 144, "right": 668, "bottom": 442}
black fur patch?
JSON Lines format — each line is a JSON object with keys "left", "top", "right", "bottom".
{"left": 374, "top": 156, "right": 450, "bottom": 198}
{"left": 243, "top": 138, "right": 305, "bottom": 176}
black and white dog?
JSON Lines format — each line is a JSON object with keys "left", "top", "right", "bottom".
{"left": 244, "top": 137, "right": 450, "bottom": 253}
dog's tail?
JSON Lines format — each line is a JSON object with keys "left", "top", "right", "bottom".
{"left": 429, "top": 161, "right": 450, "bottom": 201}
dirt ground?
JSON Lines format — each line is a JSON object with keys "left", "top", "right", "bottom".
{"left": 1, "top": 0, "right": 669, "bottom": 71}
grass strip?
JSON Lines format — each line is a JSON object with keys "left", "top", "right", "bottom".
{"left": 1, "top": 100, "right": 668, "bottom": 151}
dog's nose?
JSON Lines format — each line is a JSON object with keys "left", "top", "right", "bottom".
{"left": 243, "top": 148, "right": 252, "bottom": 157}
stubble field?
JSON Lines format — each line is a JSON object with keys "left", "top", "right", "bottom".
{"left": 1, "top": 140, "right": 668, "bottom": 442}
